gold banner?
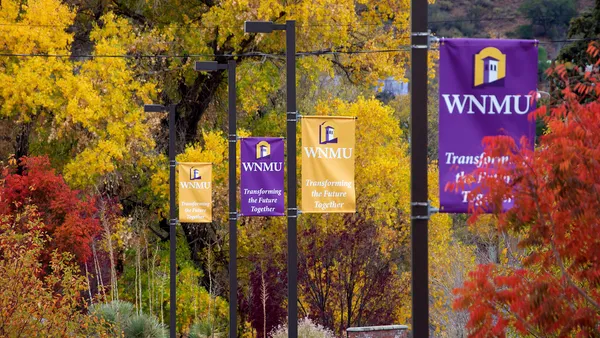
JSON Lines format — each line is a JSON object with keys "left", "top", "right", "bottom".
{"left": 302, "top": 116, "right": 355, "bottom": 213}
{"left": 178, "top": 162, "right": 212, "bottom": 223}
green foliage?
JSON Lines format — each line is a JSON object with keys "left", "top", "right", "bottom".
{"left": 538, "top": 46, "right": 551, "bottom": 81}
{"left": 90, "top": 300, "right": 167, "bottom": 338}
{"left": 518, "top": 0, "right": 577, "bottom": 39}
{"left": 509, "top": 24, "right": 534, "bottom": 39}
{"left": 558, "top": 0, "right": 600, "bottom": 64}
{"left": 189, "top": 319, "right": 225, "bottom": 338}
{"left": 117, "top": 229, "right": 228, "bottom": 335}
{"left": 125, "top": 314, "right": 168, "bottom": 338}
{"left": 89, "top": 300, "right": 135, "bottom": 333}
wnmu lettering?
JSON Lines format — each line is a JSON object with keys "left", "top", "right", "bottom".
{"left": 442, "top": 94, "right": 533, "bottom": 115}
{"left": 180, "top": 181, "right": 211, "bottom": 189}
{"left": 241, "top": 162, "right": 283, "bottom": 172}
{"left": 303, "top": 147, "right": 353, "bottom": 159}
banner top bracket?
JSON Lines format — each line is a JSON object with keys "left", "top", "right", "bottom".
{"left": 411, "top": 200, "right": 439, "bottom": 220}
{"left": 287, "top": 207, "right": 298, "bottom": 218}
{"left": 287, "top": 111, "right": 299, "bottom": 122}
{"left": 411, "top": 30, "right": 435, "bottom": 50}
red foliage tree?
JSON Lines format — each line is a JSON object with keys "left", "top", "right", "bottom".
{"left": 0, "top": 156, "right": 101, "bottom": 267}
{"left": 298, "top": 215, "right": 406, "bottom": 335}
{"left": 452, "top": 43, "right": 600, "bottom": 336}
{"left": 244, "top": 262, "right": 287, "bottom": 338}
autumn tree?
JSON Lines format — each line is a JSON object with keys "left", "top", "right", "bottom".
{"left": 0, "top": 0, "right": 156, "bottom": 191}
{"left": 68, "top": 0, "right": 413, "bottom": 145}
{"left": 2, "top": 0, "right": 418, "bottom": 314}
{"left": 0, "top": 156, "right": 101, "bottom": 266}
{"left": 3, "top": 1, "right": 479, "bottom": 336}
{"left": 0, "top": 0, "right": 75, "bottom": 161}
{"left": 0, "top": 207, "right": 110, "bottom": 337}
{"left": 453, "top": 43, "right": 600, "bottom": 336}
{"left": 299, "top": 214, "right": 407, "bottom": 333}
{"left": 107, "top": 0, "right": 416, "bottom": 288}
{"left": 243, "top": 261, "right": 287, "bottom": 338}
{"left": 1, "top": 1, "right": 158, "bottom": 301}
{"left": 232, "top": 97, "right": 474, "bottom": 335}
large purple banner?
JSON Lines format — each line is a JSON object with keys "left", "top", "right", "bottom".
{"left": 240, "top": 137, "right": 285, "bottom": 216}
{"left": 439, "top": 38, "right": 537, "bottom": 213}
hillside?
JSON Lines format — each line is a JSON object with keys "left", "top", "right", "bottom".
{"left": 429, "top": 0, "right": 595, "bottom": 57}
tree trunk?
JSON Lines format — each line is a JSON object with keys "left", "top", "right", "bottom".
{"left": 14, "top": 122, "right": 31, "bottom": 174}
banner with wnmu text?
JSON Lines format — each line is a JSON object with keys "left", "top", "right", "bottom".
{"left": 178, "top": 162, "right": 212, "bottom": 222}
{"left": 302, "top": 116, "right": 355, "bottom": 213}
{"left": 240, "top": 137, "right": 285, "bottom": 216}
{"left": 439, "top": 38, "right": 537, "bottom": 213}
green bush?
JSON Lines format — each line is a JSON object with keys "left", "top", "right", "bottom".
{"left": 189, "top": 319, "right": 225, "bottom": 338}
{"left": 511, "top": 25, "right": 534, "bottom": 39}
{"left": 89, "top": 300, "right": 134, "bottom": 333}
{"left": 90, "top": 300, "right": 167, "bottom": 338}
{"left": 124, "top": 314, "right": 167, "bottom": 338}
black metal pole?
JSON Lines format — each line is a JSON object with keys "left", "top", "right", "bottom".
{"left": 227, "top": 60, "right": 238, "bottom": 338}
{"left": 169, "top": 104, "right": 177, "bottom": 338}
{"left": 286, "top": 20, "right": 298, "bottom": 338}
{"left": 410, "top": 0, "right": 429, "bottom": 336}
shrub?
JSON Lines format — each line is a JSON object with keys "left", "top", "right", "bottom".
{"left": 125, "top": 314, "right": 167, "bottom": 338}
{"left": 90, "top": 300, "right": 167, "bottom": 338}
{"left": 270, "top": 318, "right": 336, "bottom": 338}
{"left": 0, "top": 208, "right": 109, "bottom": 337}
{"left": 189, "top": 319, "right": 225, "bottom": 338}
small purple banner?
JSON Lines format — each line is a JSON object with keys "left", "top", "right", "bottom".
{"left": 439, "top": 38, "right": 538, "bottom": 213}
{"left": 240, "top": 137, "right": 285, "bottom": 216}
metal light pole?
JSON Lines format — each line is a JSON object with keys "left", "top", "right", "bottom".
{"left": 244, "top": 20, "right": 297, "bottom": 338}
{"left": 194, "top": 60, "right": 237, "bottom": 338}
{"left": 410, "top": 0, "right": 430, "bottom": 336}
{"left": 144, "top": 103, "right": 178, "bottom": 338}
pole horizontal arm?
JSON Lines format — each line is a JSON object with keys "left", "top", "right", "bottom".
{"left": 195, "top": 61, "right": 228, "bottom": 71}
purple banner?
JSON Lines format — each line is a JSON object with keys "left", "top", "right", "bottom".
{"left": 240, "top": 137, "right": 285, "bottom": 216}
{"left": 439, "top": 38, "right": 537, "bottom": 213}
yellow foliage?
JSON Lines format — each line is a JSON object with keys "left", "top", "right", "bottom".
{"left": 134, "top": 0, "right": 413, "bottom": 115}
{"left": 1, "top": 1, "right": 157, "bottom": 188}
{"left": 62, "top": 13, "right": 156, "bottom": 187}
{"left": 176, "top": 265, "right": 229, "bottom": 334}
{"left": 0, "top": 0, "right": 73, "bottom": 121}
{"left": 0, "top": 0, "right": 74, "bottom": 55}
{"left": 241, "top": 98, "right": 409, "bottom": 269}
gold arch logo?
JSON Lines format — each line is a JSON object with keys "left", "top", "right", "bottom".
{"left": 319, "top": 121, "right": 338, "bottom": 144}
{"left": 474, "top": 47, "right": 506, "bottom": 87}
{"left": 256, "top": 141, "right": 271, "bottom": 159}
{"left": 190, "top": 167, "right": 202, "bottom": 180}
